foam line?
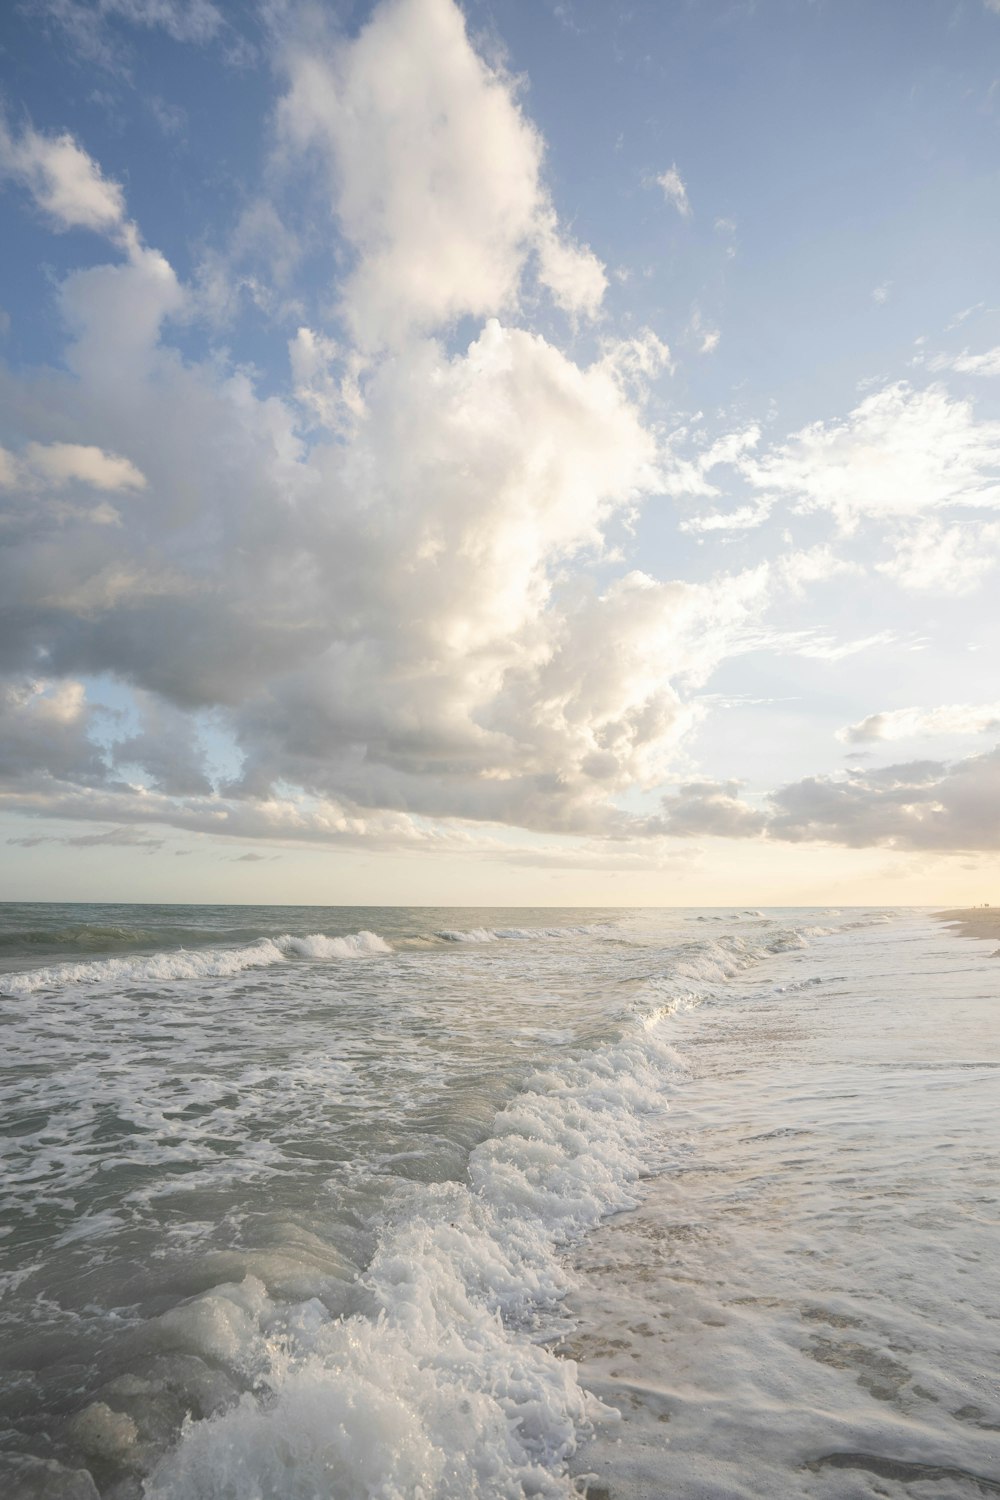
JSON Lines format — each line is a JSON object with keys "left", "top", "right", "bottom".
{"left": 3, "top": 930, "right": 391, "bottom": 995}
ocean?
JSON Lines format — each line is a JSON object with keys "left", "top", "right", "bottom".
{"left": 0, "top": 904, "right": 996, "bottom": 1499}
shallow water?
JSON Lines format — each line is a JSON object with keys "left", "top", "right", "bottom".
{"left": 565, "top": 914, "right": 1000, "bottom": 1499}
{"left": 0, "top": 905, "right": 995, "bottom": 1498}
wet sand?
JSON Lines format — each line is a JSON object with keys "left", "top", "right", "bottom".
{"left": 935, "top": 908, "right": 1000, "bottom": 944}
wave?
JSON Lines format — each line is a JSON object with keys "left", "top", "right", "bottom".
{"left": 144, "top": 919, "right": 845, "bottom": 1496}
{"left": 0, "top": 922, "right": 164, "bottom": 953}
{"left": 144, "top": 1013, "right": 682, "bottom": 1500}
{"left": 16, "top": 910, "right": 867, "bottom": 1494}
{"left": 433, "top": 923, "right": 608, "bottom": 945}
{"left": 2, "top": 930, "right": 391, "bottom": 995}
{"left": 435, "top": 926, "right": 501, "bottom": 943}
{"left": 1, "top": 918, "right": 617, "bottom": 995}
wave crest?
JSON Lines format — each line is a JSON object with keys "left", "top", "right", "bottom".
{"left": 3, "top": 930, "right": 391, "bottom": 995}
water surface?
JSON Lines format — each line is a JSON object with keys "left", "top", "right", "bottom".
{"left": 0, "top": 904, "right": 995, "bottom": 1498}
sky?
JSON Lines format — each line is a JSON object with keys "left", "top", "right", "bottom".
{"left": 1, "top": 0, "right": 999, "bottom": 906}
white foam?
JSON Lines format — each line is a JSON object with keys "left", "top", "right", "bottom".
{"left": 434, "top": 924, "right": 606, "bottom": 945}
{"left": 145, "top": 1023, "right": 682, "bottom": 1500}
{"left": 2, "top": 931, "right": 391, "bottom": 995}
{"left": 435, "top": 926, "right": 500, "bottom": 944}
{"left": 281, "top": 931, "right": 392, "bottom": 960}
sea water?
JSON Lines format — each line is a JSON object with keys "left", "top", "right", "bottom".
{"left": 0, "top": 906, "right": 996, "bottom": 1498}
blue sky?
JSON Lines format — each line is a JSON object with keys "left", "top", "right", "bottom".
{"left": 1, "top": 0, "right": 999, "bottom": 905}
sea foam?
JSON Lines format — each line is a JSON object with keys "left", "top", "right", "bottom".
{"left": 144, "top": 1021, "right": 682, "bottom": 1500}
{"left": 2, "top": 930, "right": 391, "bottom": 994}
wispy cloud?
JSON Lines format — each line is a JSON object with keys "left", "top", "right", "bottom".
{"left": 928, "top": 346, "right": 1000, "bottom": 377}
{"left": 655, "top": 164, "right": 691, "bottom": 218}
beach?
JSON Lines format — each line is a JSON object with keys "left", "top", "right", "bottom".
{"left": 1, "top": 906, "right": 997, "bottom": 1499}
{"left": 936, "top": 909, "right": 1000, "bottom": 945}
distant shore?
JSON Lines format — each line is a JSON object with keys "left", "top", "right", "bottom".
{"left": 935, "top": 908, "right": 1000, "bottom": 943}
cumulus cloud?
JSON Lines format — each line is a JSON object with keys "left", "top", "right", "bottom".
{"left": 656, "top": 164, "right": 691, "bottom": 218}
{"left": 839, "top": 703, "right": 1000, "bottom": 744}
{"left": 656, "top": 780, "right": 766, "bottom": 838}
{"left": 17, "top": 0, "right": 993, "bottom": 868}
{"left": 277, "top": 0, "right": 606, "bottom": 349}
{"left": 0, "top": 680, "right": 107, "bottom": 788}
{"left": 767, "top": 748, "right": 1000, "bottom": 852}
{"left": 0, "top": 0, "right": 779, "bottom": 852}
{"left": 631, "top": 747, "right": 1000, "bottom": 854}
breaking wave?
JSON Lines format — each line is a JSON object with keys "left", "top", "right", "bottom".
{"left": 434, "top": 924, "right": 607, "bottom": 945}
{"left": 2, "top": 930, "right": 391, "bottom": 995}
{"left": 144, "top": 1017, "right": 681, "bottom": 1500}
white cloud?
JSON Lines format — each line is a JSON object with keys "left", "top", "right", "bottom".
{"left": 534, "top": 213, "right": 607, "bottom": 319}
{"left": 656, "top": 164, "right": 691, "bottom": 218}
{"left": 876, "top": 517, "right": 1000, "bottom": 594}
{"left": 739, "top": 382, "right": 1000, "bottom": 530}
{"left": 661, "top": 422, "right": 761, "bottom": 503}
{"left": 684, "top": 306, "right": 720, "bottom": 357}
{"left": 192, "top": 198, "right": 304, "bottom": 328}
{"left": 872, "top": 281, "right": 891, "bottom": 304}
{"left": 0, "top": 120, "right": 126, "bottom": 234}
{"left": 30, "top": 0, "right": 224, "bottom": 70}
{"left": 681, "top": 499, "right": 773, "bottom": 534}
{"left": 4, "top": 0, "right": 892, "bottom": 857}
{"left": 288, "top": 326, "right": 364, "bottom": 434}
{"left": 99, "top": 0, "right": 222, "bottom": 43}
{"left": 839, "top": 703, "right": 1000, "bottom": 744}
{"left": 748, "top": 627, "right": 898, "bottom": 663}
{"left": 928, "top": 346, "right": 1000, "bottom": 378}
{"left": 597, "top": 327, "right": 673, "bottom": 390}
{"left": 0, "top": 199, "right": 764, "bottom": 840}
{"left": 21, "top": 442, "right": 147, "bottom": 492}
{"left": 276, "top": 0, "right": 605, "bottom": 350}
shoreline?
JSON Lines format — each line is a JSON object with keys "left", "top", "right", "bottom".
{"left": 566, "top": 910, "right": 1000, "bottom": 1499}
{"left": 934, "top": 907, "right": 1000, "bottom": 944}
